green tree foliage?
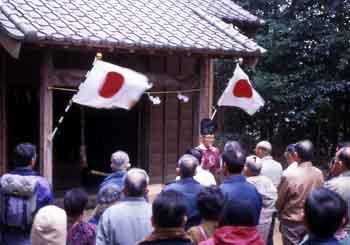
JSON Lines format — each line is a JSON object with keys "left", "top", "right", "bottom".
{"left": 216, "top": 0, "right": 350, "bottom": 160}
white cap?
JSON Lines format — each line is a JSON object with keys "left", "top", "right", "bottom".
{"left": 31, "top": 205, "right": 67, "bottom": 245}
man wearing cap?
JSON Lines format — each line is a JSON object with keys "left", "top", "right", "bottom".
{"left": 197, "top": 118, "right": 221, "bottom": 175}
{"left": 99, "top": 150, "right": 131, "bottom": 189}
{"left": 255, "top": 141, "right": 283, "bottom": 188}
{"left": 243, "top": 156, "right": 277, "bottom": 243}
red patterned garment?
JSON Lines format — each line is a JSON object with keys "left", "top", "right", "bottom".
{"left": 67, "top": 222, "right": 96, "bottom": 245}
{"left": 197, "top": 144, "right": 221, "bottom": 174}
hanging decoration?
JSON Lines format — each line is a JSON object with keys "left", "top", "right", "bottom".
{"left": 177, "top": 93, "right": 189, "bottom": 103}
{"left": 48, "top": 87, "right": 200, "bottom": 106}
{"left": 147, "top": 93, "right": 162, "bottom": 105}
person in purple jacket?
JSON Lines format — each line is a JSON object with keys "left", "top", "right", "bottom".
{"left": 0, "top": 142, "right": 54, "bottom": 245}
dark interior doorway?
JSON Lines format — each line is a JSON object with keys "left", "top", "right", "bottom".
{"left": 53, "top": 91, "right": 139, "bottom": 192}
{"left": 7, "top": 86, "right": 39, "bottom": 171}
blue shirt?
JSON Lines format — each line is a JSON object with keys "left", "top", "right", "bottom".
{"left": 163, "top": 177, "right": 204, "bottom": 229}
{"left": 99, "top": 171, "right": 126, "bottom": 189}
{"left": 220, "top": 175, "right": 262, "bottom": 226}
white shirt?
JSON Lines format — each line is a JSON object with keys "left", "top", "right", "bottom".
{"left": 194, "top": 166, "right": 217, "bottom": 186}
{"left": 260, "top": 156, "right": 283, "bottom": 188}
{"left": 175, "top": 166, "right": 217, "bottom": 187}
{"left": 283, "top": 161, "right": 298, "bottom": 176}
{"left": 247, "top": 175, "right": 277, "bottom": 224}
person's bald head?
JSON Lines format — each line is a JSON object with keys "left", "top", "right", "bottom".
{"left": 255, "top": 141, "right": 272, "bottom": 158}
{"left": 295, "top": 140, "right": 314, "bottom": 162}
{"left": 336, "top": 147, "right": 350, "bottom": 170}
{"left": 124, "top": 168, "right": 149, "bottom": 197}
{"left": 243, "top": 155, "right": 262, "bottom": 177}
{"left": 177, "top": 154, "right": 199, "bottom": 178}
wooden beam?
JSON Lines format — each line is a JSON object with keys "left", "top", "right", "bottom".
{"left": 0, "top": 51, "right": 7, "bottom": 174}
{"left": 48, "top": 68, "right": 199, "bottom": 91}
{"left": 39, "top": 52, "right": 53, "bottom": 185}
{"left": 49, "top": 69, "right": 86, "bottom": 87}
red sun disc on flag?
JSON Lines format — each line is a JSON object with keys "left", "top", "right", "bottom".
{"left": 232, "top": 79, "right": 253, "bottom": 98}
{"left": 99, "top": 71, "right": 125, "bottom": 98}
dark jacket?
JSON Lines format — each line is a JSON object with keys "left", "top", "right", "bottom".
{"left": 300, "top": 236, "right": 341, "bottom": 245}
{"left": 163, "top": 177, "right": 204, "bottom": 229}
{"left": 139, "top": 228, "right": 193, "bottom": 245}
{"left": 220, "top": 175, "right": 262, "bottom": 226}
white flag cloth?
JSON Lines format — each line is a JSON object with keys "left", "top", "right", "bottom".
{"left": 73, "top": 60, "right": 152, "bottom": 110}
{"left": 217, "top": 64, "right": 264, "bottom": 115}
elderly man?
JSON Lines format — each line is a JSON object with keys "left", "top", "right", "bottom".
{"left": 283, "top": 144, "right": 298, "bottom": 176}
{"left": 255, "top": 141, "right": 283, "bottom": 188}
{"left": 163, "top": 154, "right": 204, "bottom": 229}
{"left": 99, "top": 150, "right": 131, "bottom": 189}
{"left": 276, "top": 140, "right": 324, "bottom": 245}
{"left": 243, "top": 156, "right": 277, "bottom": 243}
{"left": 96, "top": 168, "right": 152, "bottom": 245}
{"left": 324, "top": 146, "right": 350, "bottom": 233}
{"left": 185, "top": 148, "right": 216, "bottom": 187}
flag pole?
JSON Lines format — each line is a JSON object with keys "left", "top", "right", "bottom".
{"left": 48, "top": 52, "right": 103, "bottom": 142}
{"left": 211, "top": 106, "right": 217, "bottom": 120}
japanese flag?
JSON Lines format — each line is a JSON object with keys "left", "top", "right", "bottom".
{"left": 217, "top": 64, "right": 264, "bottom": 115}
{"left": 73, "top": 60, "right": 152, "bottom": 110}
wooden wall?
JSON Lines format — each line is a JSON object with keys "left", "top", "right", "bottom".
{"left": 0, "top": 48, "right": 213, "bottom": 186}
{"left": 147, "top": 56, "right": 213, "bottom": 183}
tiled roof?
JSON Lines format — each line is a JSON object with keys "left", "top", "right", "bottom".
{"left": 194, "top": 0, "right": 264, "bottom": 26}
{"left": 0, "top": 0, "right": 265, "bottom": 56}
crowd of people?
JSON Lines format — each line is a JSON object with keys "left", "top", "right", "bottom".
{"left": 1, "top": 119, "right": 350, "bottom": 245}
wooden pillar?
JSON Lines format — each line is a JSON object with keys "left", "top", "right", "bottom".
{"left": 199, "top": 57, "right": 214, "bottom": 119}
{"left": 0, "top": 51, "right": 7, "bottom": 174}
{"left": 39, "top": 52, "right": 53, "bottom": 185}
{"left": 198, "top": 57, "right": 214, "bottom": 141}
